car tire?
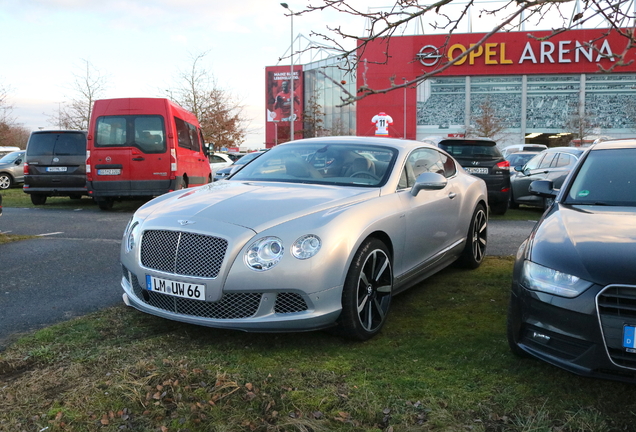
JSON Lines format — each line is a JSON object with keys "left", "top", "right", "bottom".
{"left": 0, "top": 173, "right": 13, "bottom": 190}
{"left": 96, "top": 198, "right": 114, "bottom": 210}
{"left": 30, "top": 194, "right": 47, "bottom": 205}
{"left": 509, "top": 192, "right": 519, "bottom": 209}
{"left": 457, "top": 203, "right": 487, "bottom": 269}
{"left": 506, "top": 297, "right": 529, "bottom": 358}
{"left": 337, "top": 238, "right": 393, "bottom": 341}
{"left": 491, "top": 200, "right": 508, "bottom": 215}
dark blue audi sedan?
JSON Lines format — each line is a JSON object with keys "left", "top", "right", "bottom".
{"left": 507, "top": 139, "right": 636, "bottom": 383}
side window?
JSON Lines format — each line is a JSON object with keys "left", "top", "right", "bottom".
{"left": 174, "top": 117, "right": 192, "bottom": 150}
{"left": 188, "top": 123, "right": 201, "bottom": 152}
{"left": 524, "top": 154, "right": 544, "bottom": 170}
{"left": 399, "top": 148, "right": 445, "bottom": 190}
{"left": 554, "top": 153, "right": 572, "bottom": 168}
{"left": 539, "top": 152, "right": 557, "bottom": 168}
{"left": 440, "top": 152, "right": 457, "bottom": 177}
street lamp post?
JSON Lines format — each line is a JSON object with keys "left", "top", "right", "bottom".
{"left": 281, "top": 3, "right": 294, "bottom": 141}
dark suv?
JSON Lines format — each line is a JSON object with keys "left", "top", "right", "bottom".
{"left": 423, "top": 137, "right": 510, "bottom": 215}
{"left": 23, "top": 130, "right": 88, "bottom": 205}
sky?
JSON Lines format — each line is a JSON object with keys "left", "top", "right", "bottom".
{"left": 0, "top": 1, "right": 584, "bottom": 149}
{"left": 0, "top": 0, "right": 380, "bottom": 148}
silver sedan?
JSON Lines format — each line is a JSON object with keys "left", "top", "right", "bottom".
{"left": 120, "top": 137, "right": 488, "bottom": 340}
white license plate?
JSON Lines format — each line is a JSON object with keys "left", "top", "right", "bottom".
{"left": 465, "top": 167, "right": 489, "bottom": 174}
{"left": 98, "top": 169, "right": 121, "bottom": 175}
{"left": 46, "top": 166, "right": 67, "bottom": 172}
{"left": 146, "top": 275, "right": 206, "bottom": 301}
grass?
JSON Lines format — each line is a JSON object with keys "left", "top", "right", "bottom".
{"left": 1, "top": 187, "right": 149, "bottom": 212}
{"left": 1, "top": 257, "right": 634, "bottom": 432}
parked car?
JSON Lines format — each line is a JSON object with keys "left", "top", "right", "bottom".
{"left": 501, "top": 143, "right": 547, "bottom": 158}
{"left": 209, "top": 152, "right": 234, "bottom": 177}
{"left": 509, "top": 147, "right": 585, "bottom": 210}
{"left": 120, "top": 136, "right": 488, "bottom": 340}
{"left": 422, "top": 136, "right": 510, "bottom": 215}
{"left": 214, "top": 151, "right": 266, "bottom": 181}
{"left": 23, "top": 130, "right": 87, "bottom": 205}
{"left": 0, "top": 150, "right": 25, "bottom": 190}
{"left": 507, "top": 139, "right": 636, "bottom": 383}
{"left": 505, "top": 150, "right": 542, "bottom": 173}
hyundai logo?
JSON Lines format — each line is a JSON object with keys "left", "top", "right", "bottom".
{"left": 416, "top": 45, "right": 443, "bottom": 67}
{"left": 472, "top": 161, "right": 480, "bottom": 166}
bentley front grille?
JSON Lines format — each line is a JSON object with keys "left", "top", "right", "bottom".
{"left": 140, "top": 230, "right": 228, "bottom": 278}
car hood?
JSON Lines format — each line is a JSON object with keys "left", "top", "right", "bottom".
{"left": 138, "top": 180, "right": 378, "bottom": 233}
{"left": 529, "top": 204, "right": 636, "bottom": 286}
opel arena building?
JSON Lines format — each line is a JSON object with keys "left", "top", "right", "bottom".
{"left": 265, "top": 27, "right": 636, "bottom": 148}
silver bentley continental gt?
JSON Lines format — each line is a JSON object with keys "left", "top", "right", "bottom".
{"left": 120, "top": 136, "right": 488, "bottom": 340}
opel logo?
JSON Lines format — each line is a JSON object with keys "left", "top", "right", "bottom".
{"left": 106, "top": 156, "right": 112, "bottom": 162}
{"left": 178, "top": 220, "right": 195, "bottom": 226}
{"left": 417, "top": 45, "right": 443, "bottom": 67}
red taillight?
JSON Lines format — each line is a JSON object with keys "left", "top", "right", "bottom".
{"left": 496, "top": 160, "right": 510, "bottom": 170}
{"left": 86, "top": 150, "right": 92, "bottom": 181}
{"left": 23, "top": 162, "right": 29, "bottom": 175}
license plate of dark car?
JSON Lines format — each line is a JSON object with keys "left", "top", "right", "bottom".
{"left": 623, "top": 325, "right": 636, "bottom": 352}
{"left": 465, "top": 167, "right": 488, "bottom": 174}
{"left": 146, "top": 275, "right": 206, "bottom": 301}
{"left": 46, "top": 167, "right": 67, "bottom": 172}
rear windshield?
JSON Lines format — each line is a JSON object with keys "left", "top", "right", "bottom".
{"left": 438, "top": 140, "right": 501, "bottom": 158}
{"left": 95, "top": 115, "right": 166, "bottom": 154}
{"left": 27, "top": 132, "right": 86, "bottom": 156}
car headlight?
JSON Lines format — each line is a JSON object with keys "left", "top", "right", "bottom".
{"left": 245, "top": 237, "right": 284, "bottom": 271}
{"left": 292, "top": 234, "right": 321, "bottom": 259}
{"left": 521, "top": 260, "right": 593, "bottom": 298}
{"left": 125, "top": 221, "right": 141, "bottom": 253}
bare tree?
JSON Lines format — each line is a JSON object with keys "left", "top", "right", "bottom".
{"left": 51, "top": 59, "right": 108, "bottom": 130}
{"left": 565, "top": 104, "right": 597, "bottom": 143}
{"left": 295, "top": 0, "right": 636, "bottom": 104}
{"left": 168, "top": 52, "right": 249, "bottom": 151}
{"left": 302, "top": 92, "right": 326, "bottom": 138}
{"left": 468, "top": 97, "right": 507, "bottom": 140}
{"left": 0, "top": 84, "right": 29, "bottom": 148}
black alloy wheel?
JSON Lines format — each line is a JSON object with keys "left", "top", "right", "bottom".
{"left": 338, "top": 238, "right": 393, "bottom": 341}
{"left": 457, "top": 204, "right": 487, "bottom": 269}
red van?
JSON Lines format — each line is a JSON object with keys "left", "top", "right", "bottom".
{"left": 86, "top": 98, "right": 211, "bottom": 210}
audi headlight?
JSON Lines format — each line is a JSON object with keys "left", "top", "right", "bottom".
{"left": 292, "top": 234, "right": 321, "bottom": 259}
{"left": 125, "top": 221, "right": 141, "bottom": 253}
{"left": 521, "top": 260, "right": 593, "bottom": 298}
{"left": 245, "top": 237, "right": 284, "bottom": 271}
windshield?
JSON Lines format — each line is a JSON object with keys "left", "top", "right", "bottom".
{"left": 564, "top": 148, "right": 636, "bottom": 206}
{"left": 0, "top": 151, "right": 22, "bottom": 164}
{"left": 27, "top": 132, "right": 86, "bottom": 156}
{"left": 439, "top": 141, "right": 501, "bottom": 158}
{"left": 236, "top": 151, "right": 261, "bottom": 165}
{"left": 231, "top": 143, "right": 397, "bottom": 187}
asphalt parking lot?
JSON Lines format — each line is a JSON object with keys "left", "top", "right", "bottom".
{"left": 0, "top": 206, "right": 539, "bottom": 350}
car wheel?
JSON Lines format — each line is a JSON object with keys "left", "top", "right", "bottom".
{"left": 0, "top": 174, "right": 13, "bottom": 190}
{"left": 96, "top": 198, "right": 114, "bottom": 210}
{"left": 491, "top": 200, "right": 508, "bottom": 215}
{"left": 509, "top": 192, "right": 519, "bottom": 209}
{"left": 506, "top": 297, "right": 529, "bottom": 358}
{"left": 457, "top": 204, "right": 487, "bottom": 269}
{"left": 30, "top": 194, "right": 47, "bottom": 205}
{"left": 337, "top": 238, "right": 393, "bottom": 341}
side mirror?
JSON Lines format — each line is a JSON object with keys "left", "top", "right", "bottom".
{"left": 529, "top": 180, "right": 557, "bottom": 198}
{"left": 410, "top": 172, "right": 447, "bottom": 196}
{"left": 514, "top": 165, "right": 523, "bottom": 172}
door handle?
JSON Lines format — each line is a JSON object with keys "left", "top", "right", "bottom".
{"left": 448, "top": 192, "right": 457, "bottom": 199}
{"left": 132, "top": 157, "right": 145, "bottom": 161}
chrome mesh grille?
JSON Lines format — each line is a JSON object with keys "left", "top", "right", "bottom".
{"left": 140, "top": 230, "right": 228, "bottom": 278}
{"left": 275, "top": 292, "right": 309, "bottom": 313}
{"left": 130, "top": 273, "right": 261, "bottom": 319}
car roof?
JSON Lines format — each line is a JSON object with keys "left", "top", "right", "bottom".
{"left": 541, "top": 146, "right": 585, "bottom": 155}
{"left": 590, "top": 138, "right": 636, "bottom": 150}
{"left": 422, "top": 136, "right": 496, "bottom": 145}
{"left": 279, "top": 136, "right": 441, "bottom": 153}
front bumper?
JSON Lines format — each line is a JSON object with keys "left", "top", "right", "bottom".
{"left": 509, "top": 281, "right": 636, "bottom": 383}
{"left": 121, "top": 264, "right": 343, "bottom": 332}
